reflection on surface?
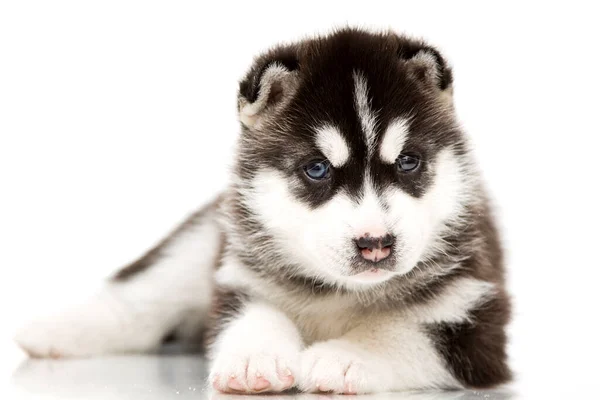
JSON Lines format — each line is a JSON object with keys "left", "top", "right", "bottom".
{"left": 211, "top": 392, "right": 514, "bottom": 400}
{"left": 12, "top": 353, "right": 209, "bottom": 399}
{"left": 12, "top": 354, "right": 514, "bottom": 400}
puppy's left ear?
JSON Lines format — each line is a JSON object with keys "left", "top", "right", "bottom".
{"left": 238, "top": 49, "right": 300, "bottom": 130}
{"left": 402, "top": 45, "right": 454, "bottom": 97}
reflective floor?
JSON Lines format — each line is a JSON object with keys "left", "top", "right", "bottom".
{"left": 9, "top": 352, "right": 515, "bottom": 400}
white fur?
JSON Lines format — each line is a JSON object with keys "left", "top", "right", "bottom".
{"left": 243, "top": 146, "right": 468, "bottom": 287}
{"left": 299, "top": 318, "right": 459, "bottom": 394}
{"left": 216, "top": 257, "right": 359, "bottom": 344}
{"left": 379, "top": 117, "right": 411, "bottom": 163}
{"left": 212, "top": 276, "right": 488, "bottom": 395}
{"left": 353, "top": 71, "right": 378, "bottom": 153}
{"left": 209, "top": 302, "right": 303, "bottom": 393}
{"left": 242, "top": 169, "right": 393, "bottom": 288}
{"left": 215, "top": 273, "right": 490, "bottom": 394}
{"left": 352, "top": 177, "right": 388, "bottom": 238}
{"left": 383, "top": 148, "right": 471, "bottom": 274}
{"left": 315, "top": 124, "right": 350, "bottom": 167}
{"left": 217, "top": 258, "right": 492, "bottom": 343}
{"left": 15, "top": 210, "right": 220, "bottom": 357}
{"left": 405, "top": 277, "right": 495, "bottom": 324}
{"left": 215, "top": 255, "right": 258, "bottom": 292}
{"left": 296, "top": 278, "right": 491, "bottom": 393}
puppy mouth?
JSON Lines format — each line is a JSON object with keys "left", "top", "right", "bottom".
{"left": 348, "top": 267, "right": 392, "bottom": 283}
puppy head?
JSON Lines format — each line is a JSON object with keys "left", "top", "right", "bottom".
{"left": 230, "top": 28, "right": 476, "bottom": 290}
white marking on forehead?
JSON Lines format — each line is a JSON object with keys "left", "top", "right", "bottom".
{"left": 352, "top": 71, "right": 377, "bottom": 153}
{"left": 315, "top": 125, "right": 350, "bottom": 167}
{"left": 380, "top": 118, "right": 411, "bottom": 164}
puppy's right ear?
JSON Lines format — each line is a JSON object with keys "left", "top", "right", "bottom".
{"left": 238, "top": 49, "right": 300, "bottom": 130}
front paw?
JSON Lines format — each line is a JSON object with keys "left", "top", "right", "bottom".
{"left": 299, "top": 340, "right": 391, "bottom": 394}
{"left": 209, "top": 346, "right": 299, "bottom": 394}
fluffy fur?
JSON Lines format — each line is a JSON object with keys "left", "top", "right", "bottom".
{"left": 15, "top": 28, "right": 511, "bottom": 394}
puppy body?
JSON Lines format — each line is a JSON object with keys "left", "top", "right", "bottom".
{"left": 15, "top": 29, "right": 511, "bottom": 394}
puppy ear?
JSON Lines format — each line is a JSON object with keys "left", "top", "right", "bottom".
{"left": 238, "top": 50, "right": 300, "bottom": 130}
{"left": 399, "top": 44, "right": 453, "bottom": 94}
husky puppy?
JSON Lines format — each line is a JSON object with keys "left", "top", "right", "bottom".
{"left": 15, "top": 28, "right": 511, "bottom": 394}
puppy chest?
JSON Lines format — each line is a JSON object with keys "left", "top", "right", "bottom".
{"left": 286, "top": 305, "right": 364, "bottom": 344}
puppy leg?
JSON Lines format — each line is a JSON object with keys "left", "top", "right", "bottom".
{"left": 299, "top": 317, "right": 459, "bottom": 394}
{"left": 15, "top": 201, "right": 222, "bottom": 358}
{"left": 209, "top": 301, "right": 303, "bottom": 394}
{"left": 299, "top": 278, "right": 509, "bottom": 393}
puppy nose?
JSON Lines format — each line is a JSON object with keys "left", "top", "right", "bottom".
{"left": 355, "top": 234, "right": 395, "bottom": 262}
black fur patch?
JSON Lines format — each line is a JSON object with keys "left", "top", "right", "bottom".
{"left": 236, "top": 28, "right": 459, "bottom": 209}
{"left": 426, "top": 291, "right": 512, "bottom": 388}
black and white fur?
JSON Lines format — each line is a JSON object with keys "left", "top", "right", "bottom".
{"left": 15, "top": 28, "right": 511, "bottom": 394}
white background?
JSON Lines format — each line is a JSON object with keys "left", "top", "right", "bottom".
{"left": 1, "top": 1, "right": 599, "bottom": 398}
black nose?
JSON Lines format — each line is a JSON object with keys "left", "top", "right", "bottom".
{"left": 355, "top": 234, "right": 395, "bottom": 262}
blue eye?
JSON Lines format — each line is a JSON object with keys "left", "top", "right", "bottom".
{"left": 396, "top": 153, "right": 420, "bottom": 172}
{"left": 303, "top": 160, "right": 331, "bottom": 180}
